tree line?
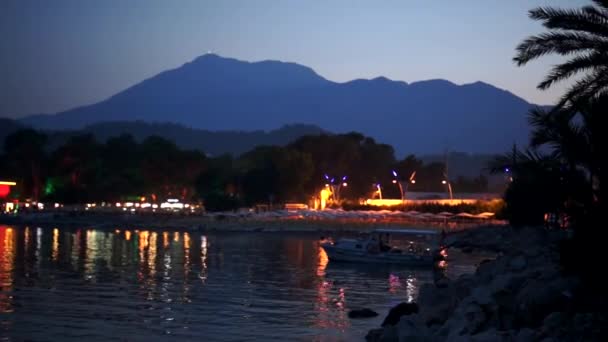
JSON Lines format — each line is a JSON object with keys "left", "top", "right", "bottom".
{"left": 0, "top": 129, "right": 491, "bottom": 210}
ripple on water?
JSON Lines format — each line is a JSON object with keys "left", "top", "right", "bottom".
{"left": 0, "top": 226, "right": 481, "bottom": 341}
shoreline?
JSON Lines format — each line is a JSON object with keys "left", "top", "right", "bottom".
{"left": 0, "top": 211, "right": 505, "bottom": 233}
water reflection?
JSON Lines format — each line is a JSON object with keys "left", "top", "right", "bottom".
{"left": 52, "top": 228, "right": 59, "bottom": 262}
{"left": 200, "top": 235, "right": 208, "bottom": 283}
{"left": 0, "top": 227, "right": 476, "bottom": 341}
{"left": 0, "top": 227, "right": 15, "bottom": 313}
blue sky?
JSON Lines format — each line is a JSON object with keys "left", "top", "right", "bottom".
{"left": 0, "top": 0, "right": 587, "bottom": 118}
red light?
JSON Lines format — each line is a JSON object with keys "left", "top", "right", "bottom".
{"left": 0, "top": 185, "right": 10, "bottom": 198}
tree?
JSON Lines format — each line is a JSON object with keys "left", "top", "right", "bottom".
{"left": 489, "top": 148, "right": 571, "bottom": 226}
{"left": 48, "top": 134, "right": 102, "bottom": 203}
{"left": 3, "top": 129, "right": 48, "bottom": 201}
{"left": 529, "top": 96, "right": 604, "bottom": 202}
{"left": 99, "top": 134, "right": 144, "bottom": 201}
{"left": 514, "top": 0, "right": 608, "bottom": 109}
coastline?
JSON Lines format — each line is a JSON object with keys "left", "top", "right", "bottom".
{"left": 0, "top": 211, "right": 505, "bottom": 233}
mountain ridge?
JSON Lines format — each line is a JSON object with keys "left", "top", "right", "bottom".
{"left": 19, "top": 54, "right": 537, "bottom": 154}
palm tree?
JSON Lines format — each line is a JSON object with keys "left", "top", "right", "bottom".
{"left": 514, "top": 0, "right": 608, "bottom": 109}
{"left": 527, "top": 96, "right": 604, "bottom": 202}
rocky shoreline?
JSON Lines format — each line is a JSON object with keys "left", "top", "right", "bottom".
{"left": 366, "top": 226, "right": 606, "bottom": 342}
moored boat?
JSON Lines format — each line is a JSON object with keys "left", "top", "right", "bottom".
{"left": 320, "top": 228, "right": 445, "bottom": 266}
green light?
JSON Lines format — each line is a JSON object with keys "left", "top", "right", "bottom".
{"left": 44, "top": 179, "right": 56, "bottom": 195}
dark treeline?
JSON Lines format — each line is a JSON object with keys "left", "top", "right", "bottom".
{"left": 0, "top": 129, "right": 491, "bottom": 210}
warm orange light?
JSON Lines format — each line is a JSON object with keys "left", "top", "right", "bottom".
{"left": 342, "top": 182, "right": 347, "bottom": 187}
{"left": 125, "top": 230, "right": 132, "bottom": 241}
{"left": 441, "top": 180, "right": 447, "bottom": 184}
{"left": 184, "top": 232, "right": 191, "bottom": 250}
{"left": 163, "top": 232, "right": 169, "bottom": 248}
{"left": 0, "top": 181, "right": 16, "bottom": 186}
{"left": 316, "top": 247, "right": 328, "bottom": 277}
{"left": 410, "top": 179, "right": 416, "bottom": 184}
{"left": 392, "top": 179, "right": 397, "bottom": 184}
{"left": 52, "top": 228, "right": 59, "bottom": 261}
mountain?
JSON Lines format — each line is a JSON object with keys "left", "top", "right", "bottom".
{"left": 0, "top": 118, "right": 325, "bottom": 156}
{"left": 20, "top": 54, "right": 536, "bottom": 154}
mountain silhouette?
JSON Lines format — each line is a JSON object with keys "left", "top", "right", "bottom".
{"left": 20, "top": 54, "right": 535, "bottom": 154}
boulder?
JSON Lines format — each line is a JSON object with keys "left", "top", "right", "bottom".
{"left": 349, "top": 308, "right": 379, "bottom": 319}
{"left": 461, "top": 246, "right": 474, "bottom": 254}
{"left": 463, "top": 302, "right": 487, "bottom": 334}
{"left": 365, "top": 328, "right": 384, "bottom": 342}
{"left": 539, "top": 312, "right": 568, "bottom": 339}
{"left": 470, "top": 328, "right": 507, "bottom": 342}
{"left": 514, "top": 328, "right": 536, "bottom": 342}
{"left": 508, "top": 255, "right": 527, "bottom": 271}
{"left": 516, "top": 278, "right": 576, "bottom": 326}
{"left": 381, "top": 302, "right": 419, "bottom": 326}
{"left": 396, "top": 316, "right": 433, "bottom": 342}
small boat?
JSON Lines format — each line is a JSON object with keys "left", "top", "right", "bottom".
{"left": 320, "top": 228, "right": 445, "bottom": 266}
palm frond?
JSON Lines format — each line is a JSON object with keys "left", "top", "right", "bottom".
{"left": 538, "top": 52, "right": 608, "bottom": 89}
{"left": 583, "top": 5, "right": 608, "bottom": 21}
{"left": 530, "top": 7, "right": 608, "bottom": 37}
{"left": 487, "top": 147, "right": 555, "bottom": 175}
{"left": 556, "top": 68, "right": 608, "bottom": 108}
{"left": 514, "top": 31, "right": 608, "bottom": 65}
{"left": 592, "top": 0, "right": 608, "bottom": 11}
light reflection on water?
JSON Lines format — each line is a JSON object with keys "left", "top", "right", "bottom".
{"left": 0, "top": 225, "right": 481, "bottom": 341}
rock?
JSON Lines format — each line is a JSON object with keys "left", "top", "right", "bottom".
{"left": 365, "top": 328, "right": 385, "bottom": 342}
{"left": 396, "top": 316, "right": 433, "bottom": 342}
{"left": 379, "top": 326, "right": 398, "bottom": 342}
{"left": 381, "top": 302, "right": 419, "bottom": 326}
{"left": 453, "top": 274, "right": 475, "bottom": 300}
{"left": 349, "top": 308, "right": 379, "bottom": 319}
{"left": 514, "top": 328, "right": 536, "bottom": 342}
{"left": 508, "top": 255, "right": 527, "bottom": 271}
{"left": 516, "top": 279, "right": 574, "bottom": 326}
{"left": 420, "top": 300, "right": 454, "bottom": 327}
{"left": 470, "top": 328, "right": 506, "bottom": 342}
{"left": 435, "top": 276, "right": 450, "bottom": 288}
{"left": 539, "top": 312, "right": 568, "bottom": 338}
{"left": 461, "top": 246, "right": 474, "bottom": 254}
{"left": 470, "top": 286, "right": 493, "bottom": 306}
{"left": 417, "top": 281, "right": 465, "bottom": 327}
{"left": 463, "top": 302, "right": 487, "bottom": 334}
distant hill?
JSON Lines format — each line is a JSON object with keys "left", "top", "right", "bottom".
{"left": 76, "top": 121, "right": 326, "bottom": 156}
{"left": 20, "top": 54, "right": 536, "bottom": 154}
{"left": 0, "top": 118, "right": 325, "bottom": 156}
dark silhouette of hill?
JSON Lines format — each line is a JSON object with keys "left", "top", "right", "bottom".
{"left": 20, "top": 54, "right": 536, "bottom": 154}
{"left": 77, "top": 121, "right": 325, "bottom": 156}
{"left": 0, "top": 118, "right": 325, "bottom": 156}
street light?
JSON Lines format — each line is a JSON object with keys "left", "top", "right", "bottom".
{"left": 441, "top": 173, "right": 453, "bottom": 200}
{"left": 391, "top": 170, "right": 416, "bottom": 201}
{"left": 374, "top": 183, "right": 383, "bottom": 200}
{"left": 323, "top": 174, "right": 347, "bottom": 202}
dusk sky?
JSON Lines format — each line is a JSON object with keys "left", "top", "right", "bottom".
{"left": 1, "top": 0, "right": 585, "bottom": 118}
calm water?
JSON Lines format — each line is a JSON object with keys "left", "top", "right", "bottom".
{"left": 0, "top": 225, "right": 481, "bottom": 341}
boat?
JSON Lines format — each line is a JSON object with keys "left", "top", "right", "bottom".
{"left": 320, "top": 228, "right": 445, "bottom": 266}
